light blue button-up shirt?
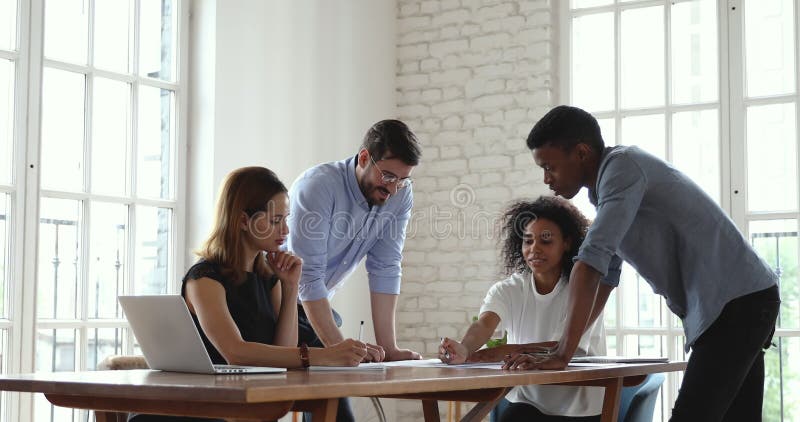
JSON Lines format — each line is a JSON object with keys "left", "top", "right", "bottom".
{"left": 287, "top": 155, "right": 413, "bottom": 302}
{"left": 577, "top": 145, "right": 778, "bottom": 352}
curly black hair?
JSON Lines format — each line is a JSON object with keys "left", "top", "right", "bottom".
{"left": 500, "top": 196, "right": 590, "bottom": 277}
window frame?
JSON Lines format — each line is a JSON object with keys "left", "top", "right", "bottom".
{"left": 559, "top": 0, "right": 800, "bottom": 419}
{"left": 8, "top": 1, "right": 189, "bottom": 420}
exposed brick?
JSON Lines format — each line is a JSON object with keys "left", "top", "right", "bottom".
{"left": 394, "top": 1, "right": 556, "bottom": 418}
{"left": 430, "top": 39, "right": 469, "bottom": 58}
{"left": 397, "top": 43, "right": 429, "bottom": 60}
{"left": 398, "top": 16, "right": 432, "bottom": 32}
{"left": 432, "top": 8, "right": 471, "bottom": 27}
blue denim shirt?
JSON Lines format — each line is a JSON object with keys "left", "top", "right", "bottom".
{"left": 576, "top": 145, "right": 778, "bottom": 351}
{"left": 287, "top": 156, "right": 412, "bottom": 302}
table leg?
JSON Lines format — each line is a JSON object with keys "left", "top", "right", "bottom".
{"left": 292, "top": 399, "right": 339, "bottom": 422}
{"left": 422, "top": 399, "right": 441, "bottom": 421}
{"left": 600, "top": 377, "right": 624, "bottom": 422}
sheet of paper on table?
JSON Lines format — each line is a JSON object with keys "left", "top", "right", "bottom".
{"left": 310, "top": 358, "right": 509, "bottom": 371}
{"left": 381, "top": 358, "right": 505, "bottom": 370}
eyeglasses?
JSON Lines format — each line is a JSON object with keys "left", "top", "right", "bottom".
{"left": 368, "top": 154, "right": 413, "bottom": 189}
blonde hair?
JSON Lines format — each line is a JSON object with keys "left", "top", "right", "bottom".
{"left": 196, "top": 166, "right": 287, "bottom": 284}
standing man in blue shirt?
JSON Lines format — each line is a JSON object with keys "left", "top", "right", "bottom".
{"left": 505, "top": 105, "right": 780, "bottom": 422}
{"left": 287, "top": 119, "right": 422, "bottom": 365}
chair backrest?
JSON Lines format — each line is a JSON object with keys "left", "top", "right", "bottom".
{"left": 618, "top": 373, "right": 665, "bottom": 422}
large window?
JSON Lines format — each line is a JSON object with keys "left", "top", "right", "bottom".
{"left": 0, "top": 1, "right": 187, "bottom": 421}
{"left": 0, "top": 0, "right": 21, "bottom": 419}
{"left": 562, "top": 0, "right": 799, "bottom": 420}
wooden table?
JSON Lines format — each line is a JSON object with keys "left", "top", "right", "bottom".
{"left": 0, "top": 361, "right": 686, "bottom": 422}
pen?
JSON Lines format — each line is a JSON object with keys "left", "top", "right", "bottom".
{"left": 440, "top": 337, "right": 451, "bottom": 361}
{"left": 358, "top": 321, "right": 364, "bottom": 342}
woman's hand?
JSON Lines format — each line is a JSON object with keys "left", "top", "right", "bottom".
{"left": 267, "top": 251, "right": 302, "bottom": 290}
{"left": 309, "top": 339, "right": 368, "bottom": 367}
{"left": 439, "top": 337, "right": 469, "bottom": 364}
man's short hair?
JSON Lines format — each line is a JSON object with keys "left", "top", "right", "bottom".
{"left": 361, "top": 120, "right": 422, "bottom": 166}
{"left": 526, "top": 105, "right": 605, "bottom": 154}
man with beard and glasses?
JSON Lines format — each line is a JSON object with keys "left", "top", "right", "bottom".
{"left": 503, "top": 105, "right": 779, "bottom": 422}
{"left": 287, "top": 119, "right": 423, "bottom": 367}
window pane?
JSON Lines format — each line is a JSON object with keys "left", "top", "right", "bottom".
{"left": 34, "top": 329, "right": 77, "bottom": 422}
{"left": 34, "top": 394, "right": 77, "bottom": 422}
{"left": 764, "top": 336, "right": 800, "bottom": 421}
{"left": 750, "top": 220, "right": 798, "bottom": 330}
{"left": 94, "top": 0, "right": 133, "bottom": 73}
{"left": 621, "top": 263, "right": 665, "bottom": 328}
{"left": 671, "top": 0, "right": 718, "bottom": 104}
{"left": 0, "top": 59, "right": 12, "bottom": 185}
{"left": 91, "top": 78, "right": 130, "bottom": 196}
{"left": 624, "top": 334, "right": 668, "bottom": 357}
{"left": 621, "top": 6, "right": 665, "bottom": 109}
{"left": 134, "top": 206, "right": 171, "bottom": 294}
{"left": 0, "top": 0, "right": 16, "bottom": 51}
{"left": 0, "top": 329, "right": 6, "bottom": 372}
{"left": 93, "top": 0, "right": 133, "bottom": 73}
{"left": 672, "top": 109, "right": 720, "bottom": 203}
{"left": 43, "top": 0, "right": 89, "bottom": 64}
{"left": 621, "top": 114, "right": 666, "bottom": 159}
{"left": 745, "top": 0, "right": 796, "bottom": 97}
{"left": 572, "top": 12, "right": 614, "bottom": 112}
{"left": 37, "top": 198, "right": 81, "bottom": 320}
{"left": 603, "top": 288, "right": 617, "bottom": 328}
{"left": 86, "top": 328, "right": 125, "bottom": 369}
{"left": 137, "top": 86, "right": 174, "bottom": 199}
{"left": 746, "top": 103, "right": 797, "bottom": 212}
{"left": 35, "top": 329, "right": 76, "bottom": 372}
{"left": 88, "top": 202, "right": 127, "bottom": 319}
{"left": 139, "top": 0, "right": 176, "bottom": 81}
{"left": 606, "top": 335, "right": 617, "bottom": 356}
{"left": 40, "top": 68, "right": 85, "bottom": 192}
{"left": 571, "top": 0, "right": 612, "bottom": 8}
{"left": 598, "top": 117, "right": 615, "bottom": 146}
{"left": 0, "top": 195, "right": 8, "bottom": 318}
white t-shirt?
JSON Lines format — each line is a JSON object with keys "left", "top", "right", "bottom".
{"left": 480, "top": 272, "right": 607, "bottom": 417}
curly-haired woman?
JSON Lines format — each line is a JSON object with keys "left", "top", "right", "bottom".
{"left": 439, "top": 196, "right": 605, "bottom": 422}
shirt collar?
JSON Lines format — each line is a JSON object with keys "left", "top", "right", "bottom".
{"left": 588, "top": 146, "right": 615, "bottom": 206}
{"left": 345, "top": 155, "right": 370, "bottom": 209}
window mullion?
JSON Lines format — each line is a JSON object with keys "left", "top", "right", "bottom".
{"left": 173, "top": 0, "right": 189, "bottom": 294}
{"left": 17, "top": 0, "right": 45, "bottom": 420}
{"left": 614, "top": 5, "right": 621, "bottom": 147}
{"left": 665, "top": 0, "right": 673, "bottom": 163}
{"left": 726, "top": 0, "right": 747, "bottom": 230}
{"left": 795, "top": 0, "right": 800, "bottom": 219}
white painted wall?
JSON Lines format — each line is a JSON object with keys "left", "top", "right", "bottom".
{"left": 186, "top": 0, "right": 397, "bottom": 347}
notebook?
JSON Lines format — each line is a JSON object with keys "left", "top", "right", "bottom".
{"left": 570, "top": 356, "right": 669, "bottom": 364}
{"left": 308, "top": 362, "right": 386, "bottom": 371}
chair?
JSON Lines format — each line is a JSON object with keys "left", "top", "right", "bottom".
{"left": 617, "top": 373, "right": 665, "bottom": 422}
{"left": 94, "top": 355, "right": 150, "bottom": 422}
{"left": 488, "top": 373, "right": 665, "bottom": 422}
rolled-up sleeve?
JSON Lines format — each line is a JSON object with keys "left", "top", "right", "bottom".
{"left": 365, "top": 188, "right": 412, "bottom": 295}
{"left": 288, "top": 176, "right": 333, "bottom": 302}
{"left": 577, "top": 153, "right": 646, "bottom": 287}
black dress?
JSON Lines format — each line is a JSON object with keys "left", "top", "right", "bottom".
{"left": 128, "top": 260, "right": 279, "bottom": 422}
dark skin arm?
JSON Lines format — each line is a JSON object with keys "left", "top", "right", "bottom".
{"left": 438, "top": 311, "right": 559, "bottom": 364}
{"left": 503, "top": 260, "right": 613, "bottom": 370}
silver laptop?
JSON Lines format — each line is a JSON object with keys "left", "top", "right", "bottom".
{"left": 119, "top": 295, "right": 287, "bottom": 375}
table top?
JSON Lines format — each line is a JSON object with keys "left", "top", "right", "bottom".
{"left": 0, "top": 361, "right": 687, "bottom": 403}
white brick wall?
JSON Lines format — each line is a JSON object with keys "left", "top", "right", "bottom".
{"left": 394, "top": 1, "right": 555, "bottom": 420}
